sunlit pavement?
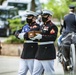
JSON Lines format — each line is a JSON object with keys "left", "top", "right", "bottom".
{"left": 0, "top": 56, "right": 19, "bottom": 75}
{"left": 0, "top": 55, "right": 64, "bottom": 75}
{"left": 54, "top": 57, "right": 64, "bottom": 75}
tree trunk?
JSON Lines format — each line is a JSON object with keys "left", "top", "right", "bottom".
{"left": 31, "top": 0, "right": 36, "bottom": 11}
{"left": 0, "top": 0, "right": 5, "bottom": 5}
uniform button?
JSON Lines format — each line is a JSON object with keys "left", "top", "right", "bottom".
{"left": 45, "top": 47, "right": 47, "bottom": 49}
{"left": 31, "top": 46, "right": 33, "bottom": 48}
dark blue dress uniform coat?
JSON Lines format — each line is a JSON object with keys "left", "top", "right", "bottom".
{"left": 35, "top": 21, "right": 58, "bottom": 60}
{"left": 21, "top": 22, "right": 40, "bottom": 59}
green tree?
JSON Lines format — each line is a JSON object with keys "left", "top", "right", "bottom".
{"left": 44, "top": 0, "right": 72, "bottom": 20}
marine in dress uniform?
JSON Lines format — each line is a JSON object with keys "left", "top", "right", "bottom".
{"left": 15, "top": 11, "right": 40, "bottom": 75}
{"left": 31, "top": 10, "right": 58, "bottom": 75}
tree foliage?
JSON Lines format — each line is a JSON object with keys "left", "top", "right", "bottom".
{"left": 44, "top": 0, "right": 73, "bottom": 20}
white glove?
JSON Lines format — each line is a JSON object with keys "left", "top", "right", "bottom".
{"left": 18, "top": 33, "right": 25, "bottom": 40}
{"left": 30, "top": 37, "right": 36, "bottom": 40}
{"left": 34, "top": 34, "right": 42, "bottom": 40}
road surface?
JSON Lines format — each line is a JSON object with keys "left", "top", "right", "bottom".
{"left": 0, "top": 55, "right": 64, "bottom": 75}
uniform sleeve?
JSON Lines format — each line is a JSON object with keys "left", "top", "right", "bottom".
{"left": 40, "top": 25, "right": 58, "bottom": 41}
{"left": 24, "top": 32, "right": 29, "bottom": 40}
{"left": 63, "top": 20, "right": 66, "bottom": 29}
{"left": 63, "top": 16, "right": 66, "bottom": 29}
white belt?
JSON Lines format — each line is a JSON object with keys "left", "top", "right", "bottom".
{"left": 38, "top": 41, "right": 54, "bottom": 45}
{"left": 24, "top": 40, "right": 34, "bottom": 43}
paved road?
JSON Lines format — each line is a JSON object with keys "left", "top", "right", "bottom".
{"left": 0, "top": 55, "right": 64, "bottom": 75}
